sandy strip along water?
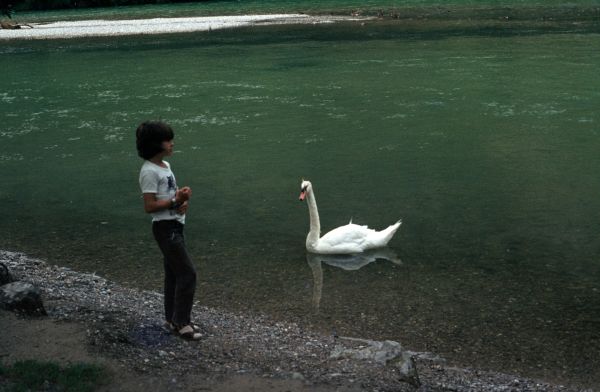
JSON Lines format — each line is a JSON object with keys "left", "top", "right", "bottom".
{"left": 0, "top": 14, "right": 371, "bottom": 40}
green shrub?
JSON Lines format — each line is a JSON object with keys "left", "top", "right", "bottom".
{"left": 1, "top": 360, "right": 107, "bottom": 392}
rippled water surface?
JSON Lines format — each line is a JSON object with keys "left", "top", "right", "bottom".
{"left": 1, "top": 18, "right": 600, "bottom": 388}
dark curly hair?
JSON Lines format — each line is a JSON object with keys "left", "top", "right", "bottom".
{"left": 135, "top": 121, "right": 174, "bottom": 160}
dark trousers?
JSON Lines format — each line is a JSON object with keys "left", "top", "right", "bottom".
{"left": 152, "top": 220, "right": 196, "bottom": 327}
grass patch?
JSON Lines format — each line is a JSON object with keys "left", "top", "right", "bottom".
{"left": 0, "top": 360, "right": 108, "bottom": 392}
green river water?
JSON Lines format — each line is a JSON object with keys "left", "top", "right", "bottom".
{"left": 1, "top": 2, "right": 600, "bottom": 388}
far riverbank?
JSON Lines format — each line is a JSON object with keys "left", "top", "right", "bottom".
{"left": 0, "top": 14, "right": 372, "bottom": 40}
{"left": 3, "top": 5, "right": 600, "bottom": 40}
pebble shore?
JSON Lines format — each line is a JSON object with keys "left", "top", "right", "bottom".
{"left": 0, "top": 14, "right": 370, "bottom": 40}
{"left": 0, "top": 250, "right": 583, "bottom": 391}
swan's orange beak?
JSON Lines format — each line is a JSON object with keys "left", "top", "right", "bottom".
{"left": 299, "top": 191, "right": 306, "bottom": 201}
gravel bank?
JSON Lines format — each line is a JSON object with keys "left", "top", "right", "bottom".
{"left": 0, "top": 14, "right": 370, "bottom": 40}
{"left": 0, "top": 250, "right": 583, "bottom": 391}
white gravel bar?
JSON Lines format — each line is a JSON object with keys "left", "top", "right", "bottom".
{"left": 0, "top": 14, "right": 370, "bottom": 40}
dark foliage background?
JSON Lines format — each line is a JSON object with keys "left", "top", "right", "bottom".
{"left": 1, "top": 0, "right": 210, "bottom": 12}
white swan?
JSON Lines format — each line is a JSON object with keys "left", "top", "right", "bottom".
{"left": 299, "top": 180, "right": 401, "bottom": 254}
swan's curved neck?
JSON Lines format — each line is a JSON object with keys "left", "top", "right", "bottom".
{"left": 306, "top": 189, "right": 321, "bottom": 248}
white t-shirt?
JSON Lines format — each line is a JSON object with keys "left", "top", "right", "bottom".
{"left": 139, "top": 160, "right": 185, "bottom": 224}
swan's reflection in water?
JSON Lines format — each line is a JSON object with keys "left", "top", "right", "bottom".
{"left": 306, "top": 248, "right": 402, "bottom": 312}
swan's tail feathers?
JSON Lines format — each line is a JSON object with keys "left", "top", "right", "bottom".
{"left": 379, "top": 220, "right": 402, "bottom": 246}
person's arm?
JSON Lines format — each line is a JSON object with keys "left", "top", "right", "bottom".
{"left": 142, "top": 187, "right": 192, "bottom": 214}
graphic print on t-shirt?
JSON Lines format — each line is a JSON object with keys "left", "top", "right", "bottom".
{"left": 167, "top": 175, "right": 176, "bottom": 192}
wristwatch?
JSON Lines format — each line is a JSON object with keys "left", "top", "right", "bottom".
{"left": 169, "top": 197, "right": 179, "bottom": 210}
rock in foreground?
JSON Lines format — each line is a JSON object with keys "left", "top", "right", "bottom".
{"left": 0, "top": 262, "right": 13, "bottom": 285}
{"left": 0, "top": 281, "right": 46, "bottom": 315}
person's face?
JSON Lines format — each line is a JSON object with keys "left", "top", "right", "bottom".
{"left": 161, "top": 139, "right": 174, "bottom": 156}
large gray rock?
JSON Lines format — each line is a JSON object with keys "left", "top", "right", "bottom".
{"left": 0, "top": 262, "right": 13, "bottom": 286}
{"left": 330, "top": 337, "right": 420, "bottom": 387}
{"left": 0, "top": 281, "right": 46, "bottom": 315}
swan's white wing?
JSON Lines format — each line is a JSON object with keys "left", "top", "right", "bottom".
{"left": 315, "top": 223, "right": 376, "bottom": 253}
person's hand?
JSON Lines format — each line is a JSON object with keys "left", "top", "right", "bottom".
{"left": 177, "top": 200, "right": 189, "bottom": 215}
{"left": 176, "top": 186, "right": 192, "bottom": 203}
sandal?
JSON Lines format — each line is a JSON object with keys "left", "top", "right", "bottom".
{"left": 163, "top": 321, "right": 176, "bottom": 333}
{"left": 176, "top": 324, "right": 202, "bottom": 341}
{"left": 164, "top": 321, "right": 201, "bottom": 333}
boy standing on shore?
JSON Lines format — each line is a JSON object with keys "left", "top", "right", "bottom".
{"left": 136, "top": 120, "right": 201, "bottom": 340}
